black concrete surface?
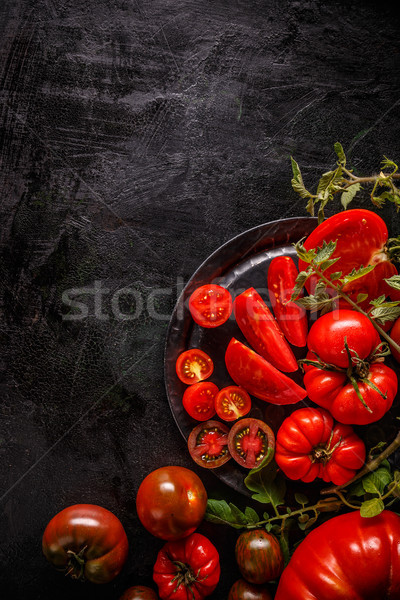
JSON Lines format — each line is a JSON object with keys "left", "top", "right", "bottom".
{"left": 1, "top": 0, "right": 400, "bottom": 598}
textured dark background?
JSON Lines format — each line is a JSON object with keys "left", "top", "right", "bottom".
{"left": 1, "top": 0, "right": 400, "bottom": 598}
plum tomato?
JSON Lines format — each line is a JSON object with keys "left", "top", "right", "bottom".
{"left": 136, "top": 466, "right": 207, "bottom": 541}
{"left": 176, "top": 349, "right": 213, "bottom": 385}
{"left": 228, "top": 579, "right": 273, "bottom": 600}
{"left": 188, "top": 284, "right": 232, "bottom": 328}
{"left": 235, "top": 529, "right": 284, "bottom": 584}
{"left": 225, "top": 338, "right": 307, "bottom": 405}
{"left": 233, "top": 287, "right": 298, "bottom": 372}
{"left": 390, "top": 316, "right": 400, "bottom": 363}
{"left": 188, "top": 420, "right": 231, "bottom": 468}
{"left": 119, "top": 586, "right": 158, "bottom": 600}
{"left": 227, "top": 418, "right": 275, "bottom": 469}
{"left": 267, "top": 255, "right": 308, "bottom": 347}
{"left": 42, "top": 504, "right": 128, "bottom": 584}
{"left": 183, "top": 381, "right": 218, "bottom": 421}
{"left": 215, "top": 386, "right": 251, "bottom": 422}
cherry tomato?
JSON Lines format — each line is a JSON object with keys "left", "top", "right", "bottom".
{"left": 188, "top": 420, "right": 231, "bottom": 468}
{"left": 176, "top": 349, "right": 214, "bottom": 385}
{"left": 228, "top": 579, "right": 273, "bottom": 600}
{"left": 390, "top": 316, "right": 400, "bottom": 363}
{"left": 275, "top": 510, "right": 400, "bottom": 599}
{"left": 267, "top": 255, "right": 308, "bottom": 347}
{"left": 189, "top": 284, "right": 233, "bottom": 328}
{"left": 153, "top": 532, "right": 220, "bottom": 599}
{"left": 235, "top": 529, "right": 284, "bottom": 584}
{"left": 234, "top": 287, "right": 298, "bottom": 372}
{"left": 227, "top": 418, "right": 275, "bottom": 469}
{"left": 275, "top": 407, "right": 366, "bottom": 485}
{"left": 298, "top": 208, "right": 400, "bottom": 306}
{"left": 183, "top": 381, "right": 218, "bottom": 421}
{"left": 136, "top": 466, "right": 207, "bottom": 541}
{"left": 119, "top": 586, "right": 158, "bottom": 600}
{"left": 215, "top": 386, "right": 251, "bottom": 421}
{"left": 42, "top": 504, "right": 128, "bottom": 584}
{"left": 225, "top": 338, "right": 307, "bottom": 405}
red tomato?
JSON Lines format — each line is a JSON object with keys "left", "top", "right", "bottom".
{"left": 227, "top": 418, "right": 275, "bottom": 469}
{"left": 225, "top": 338, "right": 307, "bottom": 405}
{"left": 136, "top": 466, "right": 207, "bottom": 541}
{"left": 235, "top": 529, "right": 284, "bottom": 584}
{"left": 189, "top": 284, "right": 232, "bottom": 328}
{"left": 275, "top": 407, "right": 365, "bottom": 485}
{"left": 390, "top": 316, "right": 400, "bottom": 363}
{"left": 228, "top": 579, "right": 273, "bottom": 600}
{"left": 188, "top": 420, "right": 231, "bottom": 468}
{"left": 267, "top": 255, "right": 308, "bottom": 347}
{"left": 42, "top": 504, "right": 128, "bottom": 584}
{"left": 215, "top": 386, "right": 251, "bottom": 421}
{"left": 119, "top": 586, "right": 158, "bottom": 600}
{"left": 304, "top": 310, "right": 398, "bottom": 424}
{"left": 234, "top": 288, "right": 298, "bottom": 372}
{"left": 275, "top": 510, "right": 400, "bottom": 599}
{"left": 298, "top": 208, "right": 400, "bottom": 306}
{"left": 153, "top": 532, "right": 220, "bottom": 599}
{"left": 176, "top": 349, "right": 214, "bottom": 385}
{"left": 183, "top": 381, "right": 218, "bottom": 421}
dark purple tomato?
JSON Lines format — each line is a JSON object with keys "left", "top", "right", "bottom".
{"left": 119, "top": 586, "right": 158, "bottom": 600}
{"left": 235, "top": 529, "right": 284, "bottom": 584}
{"left": 228, "top": 579, "right": 273, "bottom": 600}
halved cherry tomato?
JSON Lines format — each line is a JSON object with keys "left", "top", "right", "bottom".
{"left": 215, "top": 386, "right": 251, "bottom": 422}
{"left": 225, "top": 338, "right": 307, "bottom": 405}
{"left": 176, "top": 349, "right": 214, "bottom": 385}
{"left": 189, "top": 284, "right": 233, "bottom": 328}
{"left": 188, "top": 420, "right": 231, "bottom": 468}
{"left": 227, "top": 418, "right": 275, "bottom": 469}
{"left": 234, "top": 288, "right": 298, "bottom": 372}
{"left": 267, "top": 256, "right": 308, "bottom": 347}
{"left": 183, "top": 381, "right": 218, "bottom": 421}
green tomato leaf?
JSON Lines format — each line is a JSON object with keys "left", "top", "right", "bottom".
{"left": 294, "top": 493, "right": 309, "bottom": 506}
{"left": 290, "top": 269, "right": 312, "bottom": 301}
{"left": 318, "top": 257, "right": 340, "bottom": 272}
{"left": 341, "top": 183, "right": 361, "bottom": 210}
{"left": 334, "top": 142, "right": 346, "bottom": 166}
{"left": 370, "top": 304, "right": 400, "bottom": 324}
{"left": 357, "top": 293, "right": 369, "bottom": 304}
{"left": 293, "top": 241, "right": 317, "bottom": 264}
{"left": 245, "top": 462, "right": 286, "bottom": 508}
{"left": 385, "top": 275, "right": 400, "bottom": 291}
{"left": 291, "top": 157, "right": 312, "bottom": 202}
{"left": 205, "top": 499, "right": 251, "bottom": 529}
{"left": 341, "top": 265, "right": 375, "bottom": 284}
{"left": 362, "top": 467, "right": 392, "bottom": 496}
{"left": 360, "top": 498, "right": 385, "bottom": 518}
{"left": 244, "top": 506, "right": 260, "bottom": 524}
{"left": 313, "top": 240, "right": 337, "bottom": 264}
{"left": 381, "top": 156, "right": 398, "bottom": 172}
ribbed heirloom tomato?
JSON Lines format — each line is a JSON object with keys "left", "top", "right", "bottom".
{"left": 136, "top": 466, "right": 207, "bottom": 540}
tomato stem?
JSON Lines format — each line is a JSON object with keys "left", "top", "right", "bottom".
{"left": 65, "top": 546, "right": 87, "bottom": 580}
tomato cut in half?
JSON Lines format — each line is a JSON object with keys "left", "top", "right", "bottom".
{"left": 227, "top": 418, "right": 275, "bottom": 469}
{"left": 188, "top": 284, "right": 233, "bottom": 328}
{"left": 234, "top": 287, "right": 298, "bottom": 372}
{"left": 183, "top": 381, "right": 218, "bottom": 421}
{"left": 188, "top": 420, "right": 231, "bottom": 468}
{"left": 176, "top": 349, "right": 214, "bottom": 385}
{"left": 267, "top": 256, "right": 308, "bottom": 347}
{"left": 215, "top": 386, "right": 251, "bottom": 422}
{"left": 225, "top": 338, "right": 306, "bottom": 405}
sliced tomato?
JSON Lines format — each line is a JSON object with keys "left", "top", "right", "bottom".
{"left": 188, "top": 284, "right": 233, "bottom": 328}
{"left": 176, "top": 349, "right": 214, "bottom": 385}
{"left": 227, "top": 418, "right": 275, "bottom": 469}
{"left": 225, "top": 338, "right": 306, "bottom": 405}
{"left": 215, "top": 386, "right": 251, "bottom": 422}
{"left": 188, "top": 420, "right": 231, "bottom": 468}
{"left": 267, "top": 256, "right": 308, "bottom": 347}
{"left": 233, "top": 288, "right": 298, "bottom": 372}
{"left": 183, "top": 382, "right": 218, "bottom": 421}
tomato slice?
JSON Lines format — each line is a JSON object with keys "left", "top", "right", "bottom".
{"left": 234, "top": 288, "right": 298, "bottom": 372}
{"left": 176, "top": 349, "right": 214, "bottom": 385}
{"left": 215, "top": 386, "right": 251, "bottom": 422}
{"left": 189, "top": 284, "right": 233, "bottom": 328}
{"left": 225, "top": 338, "right": 306, "bottom": 405}
{"left": 188, "top": 420, "right": 231, "bottom": 468}
{"left": 227, "top": 418, "right": 275, "bottom": 469}
{"left": 267, "top": 256, "right": 308, "bottom": 347}
{"left": 183, "top": 382, "right": 218, "bottom": 421}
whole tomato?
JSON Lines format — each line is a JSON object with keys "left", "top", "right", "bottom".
{"left": 136, "top": 466, "right": 207, "bottom": 541}
{"left": 303, "top": 310, "right": 398, "bottom": 424}
{"left": 275, "top": 510, "right": 400, "bottom": 599}
{"left": 153, "top": 532, "right": 220, "bottom": 599}
{"left": 228, "top": 579, "right": 273, "bottom": 600}
{"left": 275, "top": 407, "right": 365, "bottom": 485}
{"left": 42, "top": 504, "right": 128, "bottom": 584}
{"left": 119, "top": 586, "right": 158, "bottom": 600}
{"left": 235, "top": 529, "right": 283, "bottom": 585}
